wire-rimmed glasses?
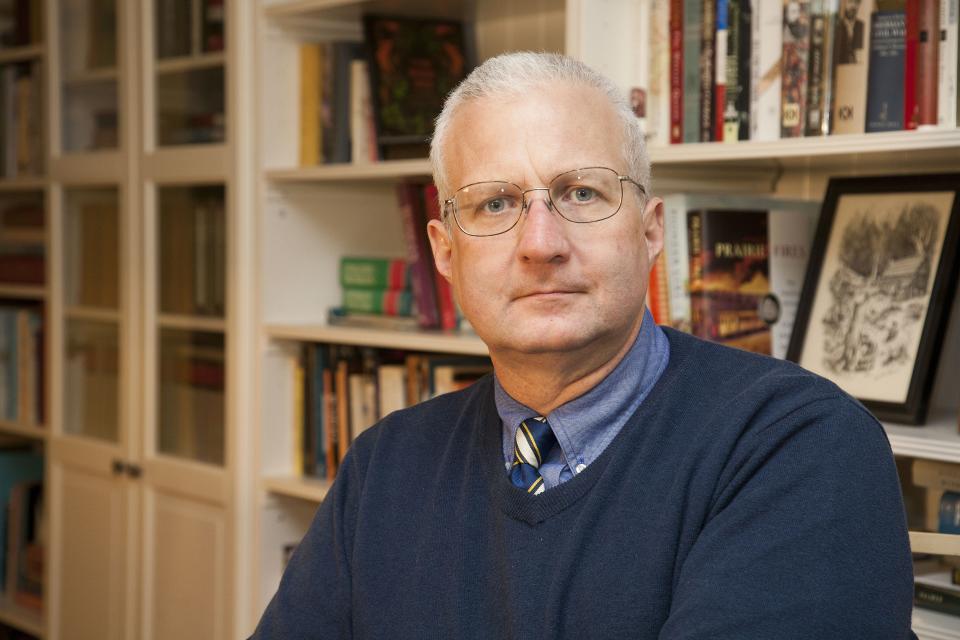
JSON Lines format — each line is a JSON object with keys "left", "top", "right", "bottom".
{"left": 441, "top": 167, "right": 645, "bottom": 237}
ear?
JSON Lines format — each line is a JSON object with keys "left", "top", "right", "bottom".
{"left": 642, "top": 196, "right": 665, "bottom": 265}
{"left": 427, "top": 219, "right": 454, "bottom": 283}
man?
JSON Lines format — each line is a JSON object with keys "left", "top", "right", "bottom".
{"left": 836, "top": 0, "right": 865, "bottom": 64}
{"left": 252, "top": 52, "right": 914, "bottom": 638}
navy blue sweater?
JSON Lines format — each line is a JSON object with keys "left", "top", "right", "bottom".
{"left": 253, "top": 328, "right": 915, "bottom": 639}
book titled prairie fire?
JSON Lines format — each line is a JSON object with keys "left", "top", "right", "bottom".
{"left": 688, "top": 209, "right": 771, "bottom": 354}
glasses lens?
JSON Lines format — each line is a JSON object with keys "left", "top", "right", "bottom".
{"left": 549, "top": 167, "right": 623, "bottom": 223}
{"left": 453, "top": 182, "right": 523, "bottom": 236}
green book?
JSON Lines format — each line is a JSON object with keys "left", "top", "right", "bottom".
{"left": 339, "top": 257, "right": 410, "bottom": 290}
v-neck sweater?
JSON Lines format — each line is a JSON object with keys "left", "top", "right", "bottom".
{"left": 252, "top": 328, "right": 915, "bottom": 640}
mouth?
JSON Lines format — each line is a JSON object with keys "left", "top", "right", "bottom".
{"left": 513, "top": 290, "right": 583, "bottom": 301}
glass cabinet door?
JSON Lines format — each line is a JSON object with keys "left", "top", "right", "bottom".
{"left": 156, "top": 185, "right": 225, "bottom": 465}
{"left": 63, "top": 188, "right": 120, "bottom": 441}
{"left": 59, "top": 0, "right": 119, "bottom": 152}
{"left": 154, "top": 0, "right": 226, "bottom": 146}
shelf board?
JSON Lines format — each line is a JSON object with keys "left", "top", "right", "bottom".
{"left": 157, "top": 314, "right": 226, "bottom": 333}
{"left": 914, "top": 606, "right": 960, "bottom": 640}
{"left": 263, "top": 475, "right": 332, "bottom": 502}
{"left": 885, "top": 411, "right": 960, "bottom": 464}
{"left": 155, "top": 52, "right": 226, "bottom": 75}
{"left": 0, "top": 421, "right": 45, "bottom": 441}
{"left": 265, "top": 323, "right": 488, "bottom": 355}
{"left": 0, "top": 594, "right": 44, "bottom": 638}
{"left": 263, "top": 0, "right": 468, "bottom": 21}
{"left": 0, "top": 44, "right": 44, "bottom": 64}
{"left": 65, "top": 306, "right": 120, "bottom": 323}
{"left": 0, "top": 284, "right": 45, "bottom": 300}
{"left": 911, "top": 531, "right": 960, "bottom": 556}
{"left": 0, "top": 228, "right": 45, "bottom": 245}
{"left": 266, "top": 158, "right": 432, "bottom": 183}
{"left": 650, "top": 129, "right": 960, "bottom": 171}
{"left": 63, "top": 66, "right": 119, "bottom": 85}
{"left": 0, "top": 177, "right": 45, "bottom": 192}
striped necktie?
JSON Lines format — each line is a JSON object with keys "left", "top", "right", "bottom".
{"left": 510, "top": 416, "right": 557, "bottom": 495}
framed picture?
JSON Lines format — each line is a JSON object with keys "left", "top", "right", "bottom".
{"left": 787, "top": 174, "right": 960, "bottom": 425}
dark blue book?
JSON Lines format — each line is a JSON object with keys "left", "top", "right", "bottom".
{"left": 865, "top": 10, "right": 906, "bottom": 133}
{"left": 939, "top": 491, "right": 960, "bottom": 534}
{"left": 309, "top": 344, "right": 327, "bottom": 478}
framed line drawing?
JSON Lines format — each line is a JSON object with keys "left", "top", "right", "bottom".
{"left": 787, "top": 174, "right": 960, "bottom": 425}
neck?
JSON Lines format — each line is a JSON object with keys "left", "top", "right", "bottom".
{"left": 491, "top": 315, "right": 644, "bottom": 416}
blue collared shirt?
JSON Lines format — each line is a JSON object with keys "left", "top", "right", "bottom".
{"left": 495, "top": 308, "right": 670, "bottom": 489}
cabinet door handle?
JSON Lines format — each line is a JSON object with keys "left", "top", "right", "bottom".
{"left": 112, "top": 459, "right": 126, "bottom": 476}
{"left": 126, "top": 464, "right": 143, "bottom": 479}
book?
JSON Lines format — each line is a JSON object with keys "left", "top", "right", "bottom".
{"left": 915, "top": 571, "right": 960, "bottom": 616}
{"left": 939, "top": 490, "right": 960, "bottom": 533}
{"left": 805, "top": 0, "right": 836, "bottom": 135}
{"left": 5, "top": 479, "right": 42, "bottom": 610}
{"left": 299, "top": 43, "right": 321, "bottom": 167}
{"left": 326, "top": 42, "right": 365, "bottom": 165}
{"left": 341, "top": 287, "right": 413, "bottom": 316}
{"left": 701, "top": 0, "right": 718, "bottom": 141}
{"left": 327, "top": 307, "right": 422, "bottom": 332}
{"left": 781, "top": 0, "right": 812, "bottom": 137}
{"left": 650, "top": 0, "right": 674, "bottom": 146}
{"left": 648, "top": 250, "right": 671, "bottom": 325}
{"left": 363, "top": 16, "right": 472, "bottom": 160}
{"left": 866, "top": 10, "right": 907, "bottom": 132}
{"left": 724, "top": 0, "right": 752, "bottom": 141}
{"left": 671, "top": 0, "right": 686, "bottom": 142}
{"left": 916, "top": 0, "right": 941, "bottom": 126}
{"left": 906, "top": 0, "right": 921, "bottom": 128}
{"left": 939, "top": 0, "right": 959, "bottom": 128}
{"left": 339, "top": 257, "right": 409, "bottom": 290}
{"left": 202, "top": 0, "right": 225, "bottom": 53}
{"left": 715, "top": 0, "right": 729, "bottom": 140}
{"left": 395, "top": 183, "right": 440, "bottom": 328}
{"left": 349, "top": 59, "right": 377, "bottom": 164}
{"left": 832, "top": 0, "right": 874, "bottom": 133}
{"left": 684, "top": 0, "right": 705, "bottom": 142}
{"left": 377, "top": 364, "right": 407, "bottom": 418}
{"left": 750, "top": 0, "right": 783, "bottom": 140}
{"left": 0, "top": 448, "right": 42, "bottom": 591}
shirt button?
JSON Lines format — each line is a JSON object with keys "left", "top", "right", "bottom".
{"left": 575, "top": 463, "right": 587, "bottom": 474}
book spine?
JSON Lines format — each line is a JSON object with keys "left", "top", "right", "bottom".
{"left": 715, "top": 0, "right": 729, "bottom": 140}
{"left": 917, "top": 0, "right": 941, "bottom": 125}
{"left": 768, "top": 205, "right": 818, "bottom": 359}
{"left": 781, "top": 0, "right": 812, "bottom": 138}
{"left": 342, "top": 288, "right": 413, "bottom": 316}
{"left": 684, "top": 0, "right": 704, "bottom": 142}
{"left": 906, "top": 0, "right": 921, "bottom": 128}
{"left": 395, "top": 183, "right": 440, "bottom": 328}
{"left": 687, "top": 210, "right": 706, "bottom": 338}
{"left": 340, "top": 257, "right": 409, "bottom": 290}
{"left": 650, "top": 0, "right": 673, "bottom": 146}
{"left": 915, "top": 582, "right": 960, "bottom": 615}
{"left": 805, "top": 0, "right": 828, "bottom": 135}
{"left": 751, "top": 0, "right": 783, "bottom": 140}
{"left": 832, "top": 0, "right": 874, "bottom": 133}
{"left": 866, "top": 11, "right": 907, "bottom": 132}
{"left": 670, "top": 0, "right": 685, "bottom": 143}
{"left": 939, "top": 491, "right": 960, "bottom": 533}
{"left": 298, "top": 43, "right": 320, "bottom": 167}
{"left": 663, "top": 196, "right": 692, "bottom": 331}
{"left": 700, "top": 0, "right": 717, "bottom": 141}
{"left": 422, "top": 183, "right": 457, "bottom": 331}
{"left": 939, "top": 0, "right": 959, "bottom": 128}
{"left": 648, "top": 251, "right": 671, "bottom": 325}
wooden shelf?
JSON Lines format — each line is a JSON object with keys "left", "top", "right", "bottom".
{"left": 0, "top": 421, "right": 45, "bottom": 441}
{"left": 0, "top": 595, "right": 43, "bottom": 638}
{"left": 914, "top": 606, "right": 960, "bottom": 640}
{"left": 0, "top": 178, "right": 45, "bottom": 192}
{"left": 0, "top": 284, "right": 45, "bottom": 300}
{"left": 649, "top": 129, "right": 960, "bottom": 171}
{"left": 63, "top": 66, "right": 119, "bottom": 85}
{"left": 885, "top": 411, "right": 960, "bottom": 464}
{"left": 155, "top": 52, "right": 226, "bottom": 75}
{"left": 0, "top": 44, "right": 44, "bottom": 65}
{"left": 266, "top": 158, "right": 432, "bottom": 184}
{"left": 157, "top": 314, "right": 226, "bottom": 333}
{"left": 0, "top": 229, "right": 45, "bottom": 245}
{"left": 911, "top": 531, "right": 960, "bottom": 556}
{"left": 65, "top": 306, "right": 121, "bottom": 323}
{"left": 263, "top": 0, "right": 469, "bottom": 21}
{"left": 265, "top": 323, "right": 488, "bottom": 355}
{"left": 263, "top": 475, "right": 332, "bottom": 502}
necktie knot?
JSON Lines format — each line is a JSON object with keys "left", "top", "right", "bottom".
{"left": 511, "top": 416, "right": 557, "bottom": 495}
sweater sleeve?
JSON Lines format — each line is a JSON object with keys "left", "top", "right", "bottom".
{"left": 658, "top": 397, "right": 916, "bottom": 640}
{"left": 249, "top": 443, "right": 366, "bottom": 639}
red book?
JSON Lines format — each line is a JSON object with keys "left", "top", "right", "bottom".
{"left": 670, "top": 0, "right": 684, "bottom": 143}
{"left": 395, "top": 183, "right": 440, "bottom": 328}
{"left": 916, "top": 0, "right": 940, "bottom": 125}
{"left": 647, "top": 251, "right": 670, "bottom": 325}
{"left": 422, "top": 183, "right": 458, "bottom": 331}
{"left": 904, "top": 0, "right": 920, "bottom": 128}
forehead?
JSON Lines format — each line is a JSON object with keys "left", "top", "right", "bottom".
{"left": 442, "top": 83, "right": 627, "bottom": 190}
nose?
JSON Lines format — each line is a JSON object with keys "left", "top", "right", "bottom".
{"left": 515, "top": 188, "right": 570, "bottom": 264}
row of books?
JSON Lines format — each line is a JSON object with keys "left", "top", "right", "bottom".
{"left": 158, "top": 187, "right": 226, "bottom": 318}
{"left": 297, "top": 16, "right": 472, "bottom": 165}
{"left": 0, "top": 447, "right": 42, "bottom": 613}
{"left": 156, "top": 0, "right": 225, "bottom": 59}
{"left": 293, "top": 343, "right": 490, "bottom": 480}
{"left": 0, "top": 62, "right": 41, "bottom": 178}
{"left": 637, "top": 0, "right": 960, "bottom": 144}
{"left": 0, "top": 0, "right": 41, "bottom": 49}
{"left": 0, "top": 306, "right": 42, "bottom": 426}
{"left": 907, "top": 459, "right": 960, "bottom": 616}
{"left": 339, "top": 256, "right": 414, "bottom": 317}
{"left": 647, "top": 193, "right": 820, "bottom": 358}
{"left": 0, "top": 197, "right": 43, "bottom": 288}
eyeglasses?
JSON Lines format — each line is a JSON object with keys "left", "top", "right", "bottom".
{"left": 442, "top": 167, "right": 645, "bottom": 237}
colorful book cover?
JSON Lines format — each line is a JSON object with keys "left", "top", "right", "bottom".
{"left": 832, "top": 0, "right": 874, "bottom": 133}
{"left": 865, "top": 10, "right": 907, "bottom": 132}
{"left": 339, "top": 257, "right": 409, "bottom": 290}
{"left": 422, "top": 183, "right": 457, "bottom": 330}
{"left": 688, "top": 209, "right": 771, "bottom": 354}
{"left": 342, "top": 287, "right": 413, "bottom": 316}
{"left": 781, "top": 0, "right": 812, "bottom": 137}
{"left": 715, "top": 0, "right": 729, "bottom": 140}
{"left": 395, "top": 183, "right": 440, "bottom": 328}
{"left": 700, "top": 0, "right": 717, "bottom": 141}
{"left": 363, "top": 16, "right": 472, "bottom": 159}
{"left": 670, "top": 0, "right": 686, "bottom": 142}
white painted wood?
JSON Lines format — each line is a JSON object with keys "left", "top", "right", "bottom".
{"left": 256, "top": 495, "right": 317, "bottom": 615}
{"left": 0, "top": 44, "right": 45, "bottom": 63}
{"left": 262, "top": 475, "right": 332, "bottom": 502}
{"left": 266, "top": 323, "right": 488, "bottom": 355}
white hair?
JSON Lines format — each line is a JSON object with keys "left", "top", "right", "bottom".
{"left": 429, "top": 51, "right": 651, "bottom": 207}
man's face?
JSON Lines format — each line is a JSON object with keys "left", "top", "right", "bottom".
{"left": 427, "top": 83, "right": 662, "bottom": 360}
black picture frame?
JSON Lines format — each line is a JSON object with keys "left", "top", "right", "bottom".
{"left": 786, "top": 173, "right": 960, "bottom": 425}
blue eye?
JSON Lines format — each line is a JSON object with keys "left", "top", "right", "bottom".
{"left": 480, "top": 197, "right": 513, "bottom": 215}
{"left": 572, "top": 187, "right": 596, "bottom": 202}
